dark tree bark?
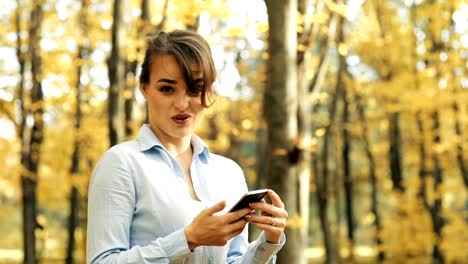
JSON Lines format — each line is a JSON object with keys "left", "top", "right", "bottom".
{"left": 264, "top": 0, "right": 303, "bottom": 262}
{"left": 123, "top": 0, "right": 153, "bottom": 138}
{"left": 65, "top": 49, "right": 82, "bottom": 264}
{"left": 388, "top": 112, "right": 404, "bottom": 192}
{"left": 429, "top": 111, "right": 445, "bottom": 263}
{"left": 22, "top": 3, "right": 44, "bottom": 263}
{"left": 453, "top": 101, "right": 468, "bottom": 188}
{"left": 354, "top": 88, "right": 383, "bottom": 261}
{"left": 341, "top": 83, "right": 355, "bottom": 253}
{"left": 107, "top": 0, "right": 125, "bottom": 146}
{"left": 66, "top": 1, "right": 89, "bottom": 263}
{"left": 124, "top": 60, "right": 137, "bottom": 139}
{"left": 374, "top": 0, "right": 405, "bottom": 193}
{"left": 416, "top": 111, "right": 445, "bottom": 264}
{"left": 415, "top": 112, "right": 428, "bottom": 204}
{"left": 317, "top": 10, "right": 344, "bottom": 263}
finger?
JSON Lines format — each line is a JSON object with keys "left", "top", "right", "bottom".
{"left": 267, "top": 189, "right": 285, "bottom": 209}
{"left": 227, "top": 222, "right": 247, "bottom": 239}
{"left": 202, "top": 200, "right": 226, "bottom": 216}
{"left": 249, "top": 221, "right": 281, "bottom": 233}
{"left": 228, "top": 218, "right": 248, "bottom": 232}
{"left": 225, "top": 207, "right": 252, "bottom": 223}
{"left": 249, "top": 202, "right": 287, "bottom": 218}
{"left": 245, "top": 214, "right": 286, "bottom": 228}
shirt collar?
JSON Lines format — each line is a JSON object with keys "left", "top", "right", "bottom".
{"left": 137, "top": 124, "right": 210, "bottom": 159}
{"left": 190, "top": 134, "right": 210, "bottom": 159}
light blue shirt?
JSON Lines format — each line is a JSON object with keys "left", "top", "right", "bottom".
{"left": 87, "top": 125, "right": 285, "bottom": 263}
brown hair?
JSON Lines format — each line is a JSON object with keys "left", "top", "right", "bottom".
{"left": 139, "top": 30, "right": 216, "bottom": 107}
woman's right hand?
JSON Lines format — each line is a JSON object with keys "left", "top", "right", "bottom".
{"left": 184, "top": 200, "right": 252, "bottom": 251}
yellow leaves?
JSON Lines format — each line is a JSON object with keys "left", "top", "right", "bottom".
{"left": 203, "top": 0, "right": 230, "bottom": 17}
{"left": 315, "top": 128, "right": 326, "bottom": 137}
{"left": 361, "top": 212, "right": 376, "bottom": 226}
{"left": 36, "top": 214, "right": 47, "bottom": 227}
{"left": 297, "top": 43, "right": 307, "bottom": 52}
{"left": 440, "top": 211, "right": 468, "bottom": 262}
{"left": 337, "top": 42, "right": 348, "bottom": 56}
{"left": 379, "top": 192, "right": 436, "bottom": 258}
{"left": 296, "top": 11, "right": 306, "bottom": 25}
{"left": 286, "top": 214, "right": 305, "bottom": 229}
{"left": 227, "top": 27, "right": 246, "bottom": 38}
{"left": 324, "top": 0, "right": 347, "bottom": 17}
{"left": 57, "top": 53, "right": 72, "bottom": 67}
{"left": 241, "top": 119, "right": 252, "bottom": 130}
{"left": 311, "top": 12, "right": 329, "bottom": 24}
{"left": 256, "top": 22, "right": 268, "bottom": 34}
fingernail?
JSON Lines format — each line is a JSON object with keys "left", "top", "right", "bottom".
{"left": 245, "top": 215, "right": 251, "bottom": 219}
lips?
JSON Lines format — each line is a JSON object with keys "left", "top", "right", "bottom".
{"left": 171, "top": 113, "right": 191, "bottom": 125}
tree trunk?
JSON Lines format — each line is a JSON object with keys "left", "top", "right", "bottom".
{"left": 452, "top": 101, "right": 468, "bottom": 188}
{"left": 388, "top": 112, "right": 404, "bottom": 192}
{"left": 374, "top": 0, "right": 404, "bottom": 194}
{"left": 430, "top": 111, "right": 445, "bottom": 263}
{"left": 316, "top": 5, "right": 343, "bottom": 263}
{"left": 296, "top": 0, "right": 312, "bottom": 250}
{"left": 264, "top": 0, "right": 303, "bottom": 262}
{"left": 296, "top": 63, "right": 310, "bottom": 261}
{"left": 341, "top": 84, "right": 355, "bottom": 255}
{"left": 123, "top": 0, "right": 155, "bottom": 139}
{"left": 354, "top": 89, "right": 383, "bottom": 261}
{"left": 107, "top": 0, "right": 125, "bottom": 146}
{"left": 22, "top": 3, "right": 44, "bottom": 263}
{"left": 415, "top": 112, "right": 428, "bottom": 206}
{"left": 15, "top": 0, "right": 27, "bottom": 141}
{"left": 124, "top": 60, "right": 137, "bottom": 139}
{"left": 65, "top": 51, "right": 82, "bottom": 264}
{"left": 66, "top": 1, "right": 89, "bottom": 257}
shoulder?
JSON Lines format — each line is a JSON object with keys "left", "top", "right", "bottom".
{"left": 90, "top": 140, "right": 139, "bottom": 186}
{"left": 98, "top": 140, "right": 140, "bottom": 164}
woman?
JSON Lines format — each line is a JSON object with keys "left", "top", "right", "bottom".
{"left": 87, "top": 30, "right": 288, "bottom": 263}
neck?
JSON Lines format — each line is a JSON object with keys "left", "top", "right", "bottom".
{"left": 164, "top": 140, "right": 192, "bottom": 158}
{"left": 149, "top": 125, "right": 192, "bottom": 157}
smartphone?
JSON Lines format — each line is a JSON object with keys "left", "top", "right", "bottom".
{"left": 228, "top": 189, "right": 269, "bottom": 212}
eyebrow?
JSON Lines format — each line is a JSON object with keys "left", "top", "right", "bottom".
{"left": 157, "top": 78, "right": 177, "bottom": 84}
{"left": 156, "top": 78, "right": 204, "bottom": 84}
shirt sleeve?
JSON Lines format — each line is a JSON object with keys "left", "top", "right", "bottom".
{"left": 86, "top": 149, "right": 192, "bottom": 264}
{"left": 227, "top": 228, "right": 286, "bottom": 264}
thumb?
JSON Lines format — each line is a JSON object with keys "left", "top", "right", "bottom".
{"left": 202, "top": 200, "right": 226, "bottom": 216}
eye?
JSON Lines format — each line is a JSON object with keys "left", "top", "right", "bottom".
{"left": 159, "top": 86, "right": 174, "bottom": 93}
{"left": 188, "top": 86, "right": 202, "bottom": 96}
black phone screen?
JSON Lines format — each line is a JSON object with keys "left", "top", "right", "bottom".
{"left": 228, "top": 189, "right": 269, "bottom": 212}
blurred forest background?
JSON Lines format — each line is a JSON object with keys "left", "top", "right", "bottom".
{"left": 0, "top": 0, "right": 467, "bottom": 263}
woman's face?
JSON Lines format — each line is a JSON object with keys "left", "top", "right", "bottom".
{"left": 140, "top": 54, "right": 206, "bottom": 144}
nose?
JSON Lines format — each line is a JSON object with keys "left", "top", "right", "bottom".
{"left": 174, "top": 90, "right": 190, "bottom": 110}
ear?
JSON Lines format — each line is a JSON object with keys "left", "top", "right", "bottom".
{"left": 140, "top": 83, "right": 148, "bottom": 99}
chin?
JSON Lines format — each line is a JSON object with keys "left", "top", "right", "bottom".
{"left": 170, "top": 130, "right": 192, "bottom": 139}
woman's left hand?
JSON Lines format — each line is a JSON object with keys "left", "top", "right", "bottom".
{"left": 245, "top": 189, "right": 288, "bottom": 244}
